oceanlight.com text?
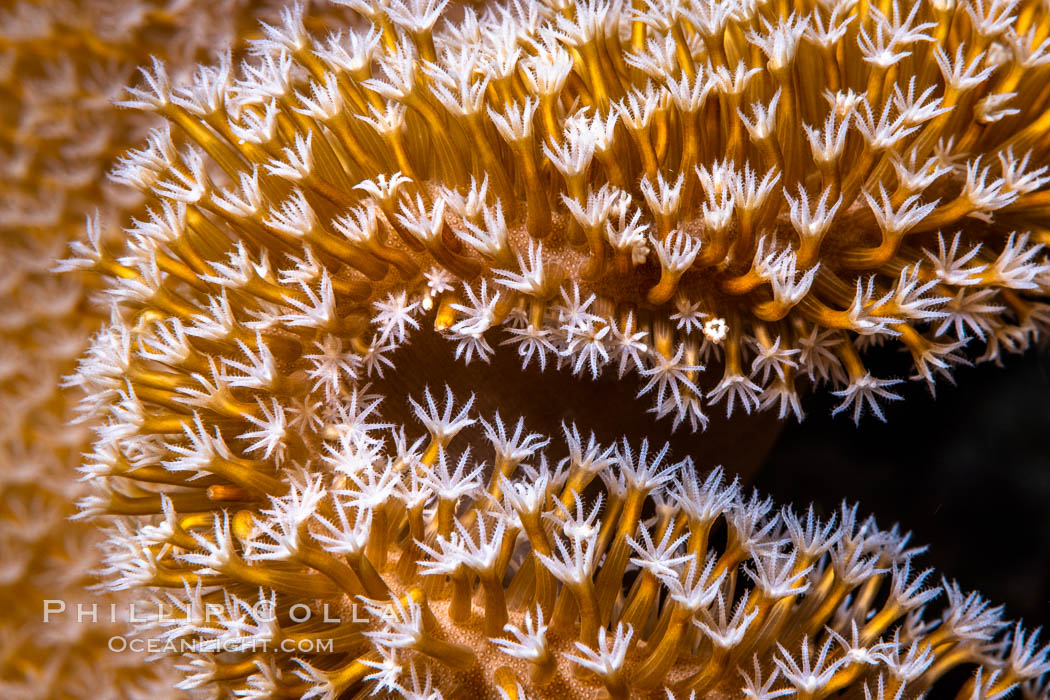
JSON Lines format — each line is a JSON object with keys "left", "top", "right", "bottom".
{"left": 106, "top": 636, "right": 336, "bottom": 654}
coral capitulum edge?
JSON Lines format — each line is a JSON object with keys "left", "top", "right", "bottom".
{"left": 90, "top": 389, "right": 1050, "bottom": 699}
{"left": 63, "top": 0, "right": 1050, "bottom": 430}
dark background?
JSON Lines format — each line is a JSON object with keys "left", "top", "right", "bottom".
{"left": 757, "top": 348, "right": 1050, "bottom": 629}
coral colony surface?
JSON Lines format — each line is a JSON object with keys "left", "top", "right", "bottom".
{"left": 3, "top": 0, "right": 1050, "bottom": 696}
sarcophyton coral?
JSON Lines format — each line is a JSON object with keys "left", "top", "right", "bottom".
{"left": 56, "top": 0, "right": 1050, "bottom": 696}
{"left": 67, "top": 0, "right": 1050, "bottom": 433}
{"left": 86, "top": 391, "right": 1049, "bottom": 698}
